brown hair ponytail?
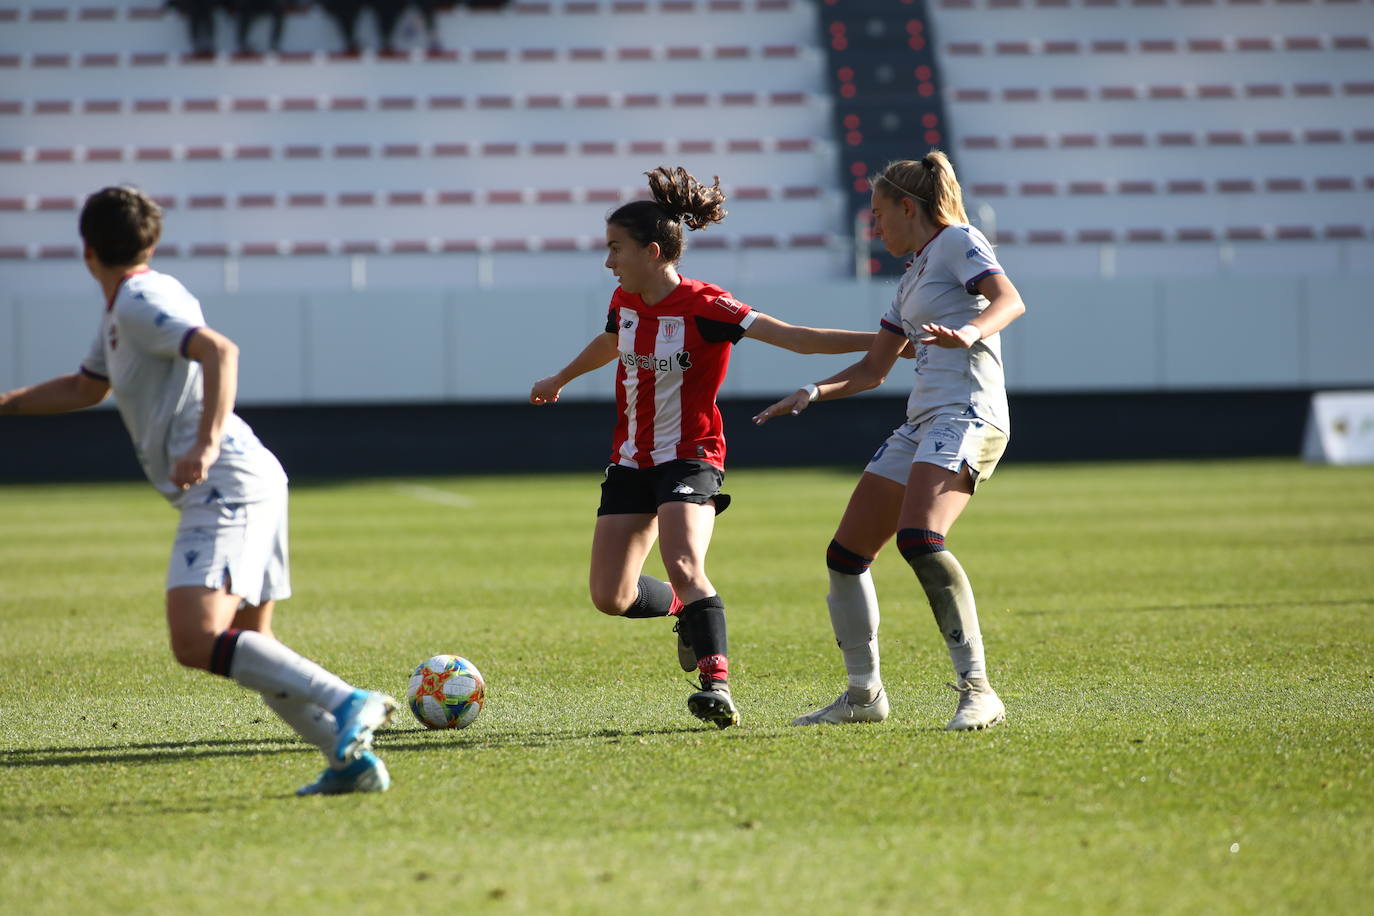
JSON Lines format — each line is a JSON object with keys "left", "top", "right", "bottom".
{"left": 607, "top": 166, "right": 728, "bottom": 263}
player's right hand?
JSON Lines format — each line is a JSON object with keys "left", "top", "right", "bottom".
{"left": 752, "top": 390, "right": 812, "bottom": 425}
{"left": 529, "top": 376, "right": 563, "bottom": 405}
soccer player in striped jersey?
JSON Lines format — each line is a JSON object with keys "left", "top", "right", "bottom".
{"left": 754, "top": 151, "right": 1027, "bottom": 731}
{"left": 0, "top": 186, "right": 397, "bottom": 794}
{"left": 530, "top": 166, "right": 883, "bottom": 729}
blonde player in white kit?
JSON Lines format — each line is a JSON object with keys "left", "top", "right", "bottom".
{"left": 0, "top": 186, "right": 397, "bottom": 795}
{"left": 754, "top": 152, "right": 1027, "bottom": 731}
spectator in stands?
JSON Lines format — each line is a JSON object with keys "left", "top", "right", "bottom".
{"left": 230, "top": 0, "right": 287, "bottom": 55}
{"left": 529, "top": 167, "right": 890, "bottom": 732}
{"left": 373, "top": 0, "right": 445, "bottom": 55}
{"left": 321, "top": 0, "right": 365, "bottom": 54}
{"left": 167, "top": 0, "right": 219, "bottom": 57}
{"left": 754, "top": 150, "right": 1027, "bottom": 733}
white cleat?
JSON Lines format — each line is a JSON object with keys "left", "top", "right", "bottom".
{"left": 791, "top": 687, "right": 890, "bottom": 726}
{"left": 945, "top": 679, "right": 1006, "bottom": 731}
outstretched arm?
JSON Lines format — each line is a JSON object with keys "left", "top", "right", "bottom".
{"left": 171, "top": 327, "right": 239, "bottom": 490}
{"left": 752, "top": 327, "right": 908, "bottom": 425}
{"left": 0, "top": 372, "right": 110, "bottom": 415}
{"left": 742, "top": 312, "right": 877, "bottom": 354}
{"left": 530, "top": 332, "right": 619, "bottom": 405}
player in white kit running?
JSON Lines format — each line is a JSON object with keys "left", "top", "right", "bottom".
{"left": 0, "top": 186, "right": 397, "bottom": 794}
{"left": 754, "top": 152, "right": 1028, "bottom": 731}
{"left": 530, "top": 167, "right": 888, "bottom": 729}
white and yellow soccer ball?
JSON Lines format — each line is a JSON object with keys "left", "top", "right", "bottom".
{"left": 407, "top": 655, "right": 485, "bottom": 729}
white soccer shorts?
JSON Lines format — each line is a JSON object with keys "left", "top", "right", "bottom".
{"left": 864, "top": 412, "right": 1008, "bottom": 490}
{"left": 167, "top": 490, "right": 292, "bottom": 607}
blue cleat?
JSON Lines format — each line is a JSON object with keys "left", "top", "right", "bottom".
{"left": 331, "top": 690, "right": 397, "bottom": 763}
{"left": 296, "top": 751, "right": 390, "bottom": 796}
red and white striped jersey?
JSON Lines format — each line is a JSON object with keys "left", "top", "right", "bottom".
{"left": 604, "top": 276, "right": 757, "bottom": 469}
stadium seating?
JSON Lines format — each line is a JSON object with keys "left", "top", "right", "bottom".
{"left": 2, "top": 0, "right": 1371, "bottom": 291}
{"left": 0, "top": 0, "right": 847, "bottom": 290}
{"left": 932, "top": 0, "right": 1374, "bottom": 277}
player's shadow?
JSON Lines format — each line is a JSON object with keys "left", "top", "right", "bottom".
{"left": 0, "top": 737, "right": 309, "bottom": 769}
{"left": 380, "top": 723, "right": 780, "bottom": 752}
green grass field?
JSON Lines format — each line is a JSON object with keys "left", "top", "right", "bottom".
{"left": 2, "top": 460, "right": 1372, "bottom": 914}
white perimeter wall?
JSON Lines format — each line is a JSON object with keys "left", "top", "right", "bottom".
{"left": 4, "top": 273, "right": 1371, "bottom": 407}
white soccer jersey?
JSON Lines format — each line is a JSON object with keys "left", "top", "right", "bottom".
{"left": 79, "top": 269, "right": 285, "bottom": 507}
{"left": 880, "top": 224, "right": 1011, "bottom": 434}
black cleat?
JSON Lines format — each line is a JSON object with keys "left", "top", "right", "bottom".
{"left": 688, "top": 678, "right": 740, "bottom": 729}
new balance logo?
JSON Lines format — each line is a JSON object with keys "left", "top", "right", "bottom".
{"left": 672, "top": 484, "right": 695, "bottom": 495}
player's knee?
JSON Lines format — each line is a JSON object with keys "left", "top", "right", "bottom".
{"left": 896, "top": 527, "right": 946, "bottom": 564}
{"left": 589, "top": 585, "right": 633, "bottom": 616}
{"left": 826, "top": 538, "right": 873, "bottom": 576}
{"left": 168, "top": 629, "right": 213, "bottom": 670}
{"left": 662, "top": 559, "right": 706, "bottom": 597}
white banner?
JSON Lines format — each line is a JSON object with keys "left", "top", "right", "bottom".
{"left": 1303, "top": 391, "right": 1374, "bottom": 465}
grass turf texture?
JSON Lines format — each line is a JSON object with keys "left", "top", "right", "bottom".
{"left": 1, "top": 459, "right": 1371, "bottom": 914}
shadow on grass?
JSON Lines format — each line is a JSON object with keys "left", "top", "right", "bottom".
{"left": 1015, "top": 597, "right": 1373, "bottom": 616}
{"left": 2, "top": 724, "right": 779, "bottom": 769}
{"left": 379, "top": 723, "right": 780, "bottom": 752}
{"left": 0, "top": 737, "right": 309, "bottom": 769}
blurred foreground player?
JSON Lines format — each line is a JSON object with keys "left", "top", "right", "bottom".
{"left": 0, "top": 186, "right": 397, "bottom": 794}
{"left": 755, "top": 151, "right": 1027, "bottom": 731}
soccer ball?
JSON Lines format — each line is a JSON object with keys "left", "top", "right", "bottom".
{"left": 406, "top": 654, "right": 485, "bottom": 730}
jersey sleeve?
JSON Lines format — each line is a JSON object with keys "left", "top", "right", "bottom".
{"left": 604, "top": 306, "right": 618, "bottom": 334}
{"left": 694, "top": 292, "right": 758, "bottom": 344}
{"left": 79, "top": 327, "right": 108, "bottom": 380}
{"left": 951, "top": 230, "right": 1005, "bottom": 295}
{"left": 116, "top": 292, "right": 204, "bottom": 359}
{"left": 879, "top": 298, "right": 905, "bottom": 337}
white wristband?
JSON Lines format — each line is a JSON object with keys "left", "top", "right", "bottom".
{"left": 802, "top": 383, "right": 820, "bottom": 403}
{"left": 958, "top": 323, "right": 983, "bottom": 343}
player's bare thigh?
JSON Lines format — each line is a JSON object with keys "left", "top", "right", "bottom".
{"left": 165, "top": 584, "right": 247, "bottom": 669}
{"left": 898, "top": 461, "right": 975, "bottom": 535}
{"left": 833, "top": 471, "right": 906, "bottom": 559}
{"left": 655, "top": 500, "right": 717, "bottom": 604}
{"left": 233, "top": 600, "right": 275, "bottom": 639}
{"left": 589, "top": 513, "right": 659, "bottom": 615}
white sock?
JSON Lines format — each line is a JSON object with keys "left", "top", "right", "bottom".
{"left": 827, "top": 568, "right": 882, "bottom": 693}
{"left": 227, "top": 630, "right": 355, "bottom": 711}
{"left": 908, "top": 551, "right": 987, "bottom": 683}
{"left": 262, "top": 694, "right": 342, "bottom": 768}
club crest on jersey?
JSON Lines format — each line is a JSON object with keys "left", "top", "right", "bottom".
{"left": 711, "top": 296, "right": 743, "bottom": 315}
{"left": 657, "top": 317, "right": 683, "bottom": 342}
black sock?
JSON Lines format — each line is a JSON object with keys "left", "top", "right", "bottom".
{"left": 622, "top": 575, "right": 678, "bottom": 618}
{"left": 679, "top": 595, "right": 728, "bottom": 681}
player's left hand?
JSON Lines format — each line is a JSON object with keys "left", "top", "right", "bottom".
{"left": 171, "top": 443, "right": 219, "bottom": 490}
{"left": 752, "top": 390, "right": 812, "bottom": 425}
{"left": 919, "top": 323, "right": 977, "bottom": 349}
